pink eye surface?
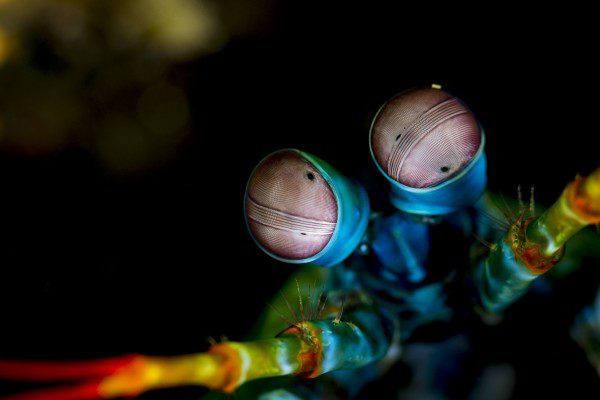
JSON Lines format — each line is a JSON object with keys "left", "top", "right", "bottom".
{"left": 371, "top": 87, "right": 481, "bottom": 189}
{"left": 246, "top": 151, "right": 338, "bottom": 260}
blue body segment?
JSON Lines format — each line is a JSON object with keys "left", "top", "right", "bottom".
{"left": 245, "top": 149, "right": 370, "bottom": 267}
{"left": 370, "top": 213, "right": 430, "bottom": 284}
{"left": 369, "top": 130, "right": 487, "bottom": 216}
{"left": 346, "top": 212, "right": 456, "bottom": 336}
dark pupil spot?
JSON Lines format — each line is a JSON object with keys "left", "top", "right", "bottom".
{"left": 440, "top": 166, "right": 450, "bottom": 173}
{"left": 306, "top": 172, "right": 315, "bottom": 181}
{"left": 395, "top": 134, "right": 402, "bottom": 141}
{"left": 300, "top": 233, "right": 306, "bottom": 235}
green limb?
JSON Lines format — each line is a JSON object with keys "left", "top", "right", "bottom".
{"left": 475, "top": 168, "right": 600, "bottom": 313}
{"left": 205, "top": 297, "right": 394, "bottom": 393}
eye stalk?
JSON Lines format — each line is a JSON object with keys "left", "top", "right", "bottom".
{"left": 245, "top": 149, "right": 370, "bottom": 267}
{"left": 370, "top": 87, "right": 487, "bottom": 216}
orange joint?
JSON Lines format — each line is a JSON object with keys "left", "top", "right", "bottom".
{"left": 509, "top": 217, "right": 563, "bottom": 275}
{"left": 280, "top": 322, "right": 324, "bottom": 378}
{"left": 568, "top": 170, "right": 600, "bottom": 224}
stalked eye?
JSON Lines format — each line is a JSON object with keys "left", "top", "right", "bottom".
{"left": 245, "top": 150, "right": 338, "bottom": 260}
{"left": 371, "top": 87, "right": 481, "bottom": 188}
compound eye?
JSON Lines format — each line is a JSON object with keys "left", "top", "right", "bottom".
{"left": 371, "top": 87, "right": 481, "bottom": 188}
{"left": 245, "top": 151, "right": 338, "bottom": 260}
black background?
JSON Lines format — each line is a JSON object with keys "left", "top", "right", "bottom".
{"left": 1, "top": 3, "right": 599, "bottom": 399}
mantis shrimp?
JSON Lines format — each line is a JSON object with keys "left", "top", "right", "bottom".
{"left": 0, "top": 85, "right": 599, "bottom": 399}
